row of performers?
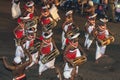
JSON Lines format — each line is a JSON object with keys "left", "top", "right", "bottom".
{"left": 0, "top": 12, "right": 115, "bottom": 80}
{"left": 1, "top": 1, "right": 114, "bottom": 80}
{"left": 0, "top": 25, "right": 87, "bottom": 80}
{"left": 1, "top": 1, "right": 86, "bottom": 80}
{"left": 83, "top": 13, "right": 114, "bottom": 63}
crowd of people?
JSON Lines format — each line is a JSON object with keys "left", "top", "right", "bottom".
{"left": 59, "top": 0, "right": 120, "bottom": 22}
{"left": 0, "top": 0, "right": 117, "bottom": 80}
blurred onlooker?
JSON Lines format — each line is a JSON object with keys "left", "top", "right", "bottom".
{"left": 78, "top": 0, "right": 88, "bottom": 14}
{"left": 92, "top": 0, "right": 100, "bottom": 9}
{"left": 107, "top": 0, "right": 116, "bottom": 22}
{"left": 115, "top": 0, "right": 120, "bottom": 21}
{"left": 84, "top": 0, "right": 96, "bottom": 16}
{"left": 63, "top": 0, "right": 73, "bottom": 10}
{"left": 92, "top": 0, "right": 100, "bottom": 4}
{"left": 95, "top": 0, "right": 108, "bottom": 18}
{"left": 11, "top": 0, "right": 21, "bottom": 19}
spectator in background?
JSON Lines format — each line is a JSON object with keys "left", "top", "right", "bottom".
{"left": 92, "top": 0, "right": 100, "bottom": 4}
{"left": 11, "top": 0, "right": 21, "bottom": 19}
{"left": 84, "top": 0, "right": 96, "bottom": 16}
{"left": 115, "top": 0, "right": 120, "bottom": 22}
{"left": 92, "top": 21, "right": 114, "bottom": 63}
{"left": 107, "top": 0, "right": 117, "bottom": 22}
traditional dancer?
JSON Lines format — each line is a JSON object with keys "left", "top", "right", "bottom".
{"left": 63, "top": 32, "right": 87, "bottom": 80}
{"left": 20, "top": 1, "right": 35, "bottom": 21}
{"left": 92, "top": 21, "right": 114, "bottom": 63}
{"left": 17, "top": 0, "right": 39, "bottom": 32}
{"left": 84, "top": 13, "right": 97, "bottom": 50}
{"left": 61, "top": 10, "right": 74, "bottom": 50}
{"left": 39, "top": 5, "right": 57, "bottom": 30}
{"left": 37, "top": 30, "right": 61, "bottom": 79}
{"left": 14, "top": 26, "right": 36, "bottom": 59}
{"left": 13, "top": 18, "right": 25, "bottom": 41}
{"left": 20, "top": 28, "right": 38, "bottom": 69}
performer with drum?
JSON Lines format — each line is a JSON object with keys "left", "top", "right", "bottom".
{"left": 39, "top": 5, "right": 57, "bottom": 30}
{"left": 14, "top": 26, "right": 36, "bottom": 62}
{"left": 20, "top": 1, "right": 35, "bottom": 21}
{"left": 92, "top": 21, "right": 114, "bottom": 63}
{"left": 13, "top": 19, "right": 26, "bottom": 59}
{"left": 84, "top": 13, "right": 97, "bottom": 50}
{"left": 61, "top": 10, "right": 74, "bottom": 50}
{"left": 63, "top": 32, "right": 87, "bottom": 80}
{"left": 20, "top": 28, "right": 38, "bottom": 69}
{"left": 17, "top": 1, "right": 38, "bottom": 32}
{"left": 37, "top": 30, "right": 61, "bottom": 79}
{"left": 13, "top": 18, "right": 25, "bottom": 41}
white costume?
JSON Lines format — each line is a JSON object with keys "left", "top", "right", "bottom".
{"left": 61, "top": 23, "right": 72, "bottom": 50}
{"left": 63, "top": 49, "right": 81, "bottom": 79}
{"left": 95, "top": 29, "right": 109, "bottom": 60}
{"left": 84, "top": 13, "right": 97, "bottom": 50}
{"left": 84, "top": 23, "right": 95, "bottom": 50}
{"left": 38, "top": 42, "right": 55, "bottom": 75}
{"left": 15, "top": 39, "right": 33, "bottom": 58}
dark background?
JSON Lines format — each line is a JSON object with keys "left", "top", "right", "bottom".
{"left": 0, "top": 0, "right": 120, "bottom": 80}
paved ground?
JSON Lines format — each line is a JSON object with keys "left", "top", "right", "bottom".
{"left": 0, "top": 0, "right": 120, "bottom": 80}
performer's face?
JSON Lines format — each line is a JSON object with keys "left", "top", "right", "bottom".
{"left": 88, "top": 18, "right": 95, "bottom": 25}
{"left": 44, "top": 37, "right": 52, "bottom": 43}
{"left": 66, "top": 15, "right": 73, "bottom": 22}
{"left": 99, "top": 25, "right": 106, "bottom": 31}
{"left": 70, "top": 38, "right": 78, "bottom": 48}
{"left": 41, "top": 10, "right": 50, "bottom": 17}
{"left": 27, "top": 33, "right": 35, "bottom": 39}
{"left": 19, "top": 22, "right": 24, "bottom": 28}
{"left": 27, "top": 6, "right": 34, "bottom": 12}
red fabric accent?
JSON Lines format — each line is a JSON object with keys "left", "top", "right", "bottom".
{"left": 29, "top": 13, "right": 33, "bottom": 19}
{"left": 65, "top": 50, "right": 76, "bottom": 59}
{"left": 39, "top": 36, "right": 44, "bottom": 41}
{"left": 41, "top": 45, "right": 51, "bottom": 54}
{"left": 97, "top": 34, "right": 106, "bottom": 40}
{"left": 41, "top": 18, "right": 51, "bottom": 25}
{"left": 29, "top": 40, "right": 34, "bottom": 47}
{"left": 24, "top": 5, "right": 28, "bottom": 10}
{"left": 17, "top": 18, "right": 22, "bottom": 23}
{"left": 16, "top": 74, "right": 26, "bottom": 80}
{"left": 66, "top": 38, "right": 70, "bottom": 45}
{"left": 15, "top": 30, "right": 24, "bottom": 39}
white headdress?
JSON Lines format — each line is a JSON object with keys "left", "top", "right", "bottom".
{"left": 69, "top": 33, "right": 80, "bottom": 39}
{"left": 66, "top": 10, "right": 73, "bottom": 16}
{"left": 100, "top": 18, "right": 108, "bottom": 23}
{"left": 88, "top": 13, "right": 97, "bottom": 19}
{"left": 26, "top": 1, "right": 34, "bottom": 7}
{"left": 42, "top": 31, "right": 53, "bottom": 39}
